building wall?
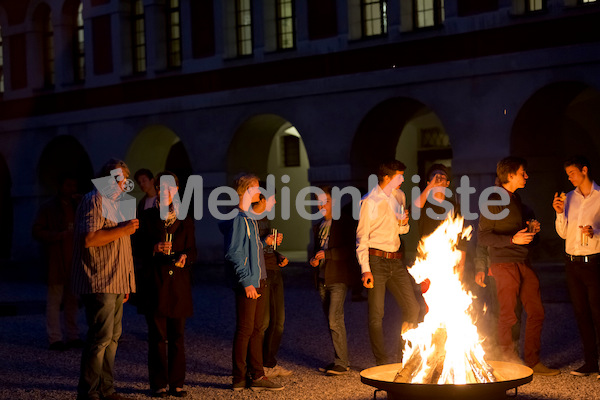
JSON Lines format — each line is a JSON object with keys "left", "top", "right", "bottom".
{"left": 0, "top": 0, "right": 599, "bottom": 264}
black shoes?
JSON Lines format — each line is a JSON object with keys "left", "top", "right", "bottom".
{"left": 570, "top": 363, "right": 599, "bottom": 376}
{"left": 151, "top": 388, "right": 168, "bottom": 398}
{"left": 67, "top": 338, "right": 85, "bottom": 349}
{"left": 170, "top": 388, "right": 188, "bottom": 397}
{"left": 318, "top": 363, "right": 335, "bottom": 373}
{"left": 49, "top": 341, "right": 67, "bottom": 351}
{"left": 318, "top": 363, "right": 350, "bottom": 375}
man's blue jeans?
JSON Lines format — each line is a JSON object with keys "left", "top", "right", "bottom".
{"left": 318, "top": 281, "right": 349, "bottom": 368}
{"left": 78, "top": 293, "right": 124, "bottom": 399}
{"left": 367, "top": 255, "right": 419, "bottom": 365}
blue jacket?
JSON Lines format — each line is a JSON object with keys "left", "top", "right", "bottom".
{"left": 221, "top": 210, "right": 264, "bottom": 289}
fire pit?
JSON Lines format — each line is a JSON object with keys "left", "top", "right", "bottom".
{"left": 359, "top": 216, "right": 534, "bottom": 399}
{"left": 360, "top": 361, "right": 533, "bottom": 400}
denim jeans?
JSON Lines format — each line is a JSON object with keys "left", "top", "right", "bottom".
{"left": 232, "top": 281, "right": 266, "bottom": 384}
{"left": 261, "top": 269, "right": 285, "bottom": 368}
{"left": 78, "top": 293, "right": 124, "bottom": 399}
{"left": 318, "top": 281, "right": 349, "bottom": 368}
{"left": 367, "top": 255, "right": 419, "bottom": 365}
{"left": 46, "top": 283, "right": 80, "bottom": 343}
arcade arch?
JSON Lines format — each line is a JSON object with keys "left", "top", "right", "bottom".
{"left": 511, "top": 81, "right": 600, "bottom": 261}
{"left": 227, "top": 114, "right": 311, "bottom": 260}
{"left": 37, "top": 134, "right": 94, "bottom": 195}
{"left": 350, "top": 97, "right": 452, "bottom": 260}
{"left": 125, "top": 125, "right": 193, "bottom": 198}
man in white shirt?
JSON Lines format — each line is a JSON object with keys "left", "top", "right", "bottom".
{"left": 356, "top": 160, "right": 420, "bottom": 365}
{"left": 553, "top": 155, "right": 600, "bottom": 377}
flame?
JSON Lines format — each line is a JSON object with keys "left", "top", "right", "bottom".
{"left": 397, "top": 214, "right": 499, "bottom": 384}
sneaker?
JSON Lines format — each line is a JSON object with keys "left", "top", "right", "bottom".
{"left": 318, "top": 363, "right": 335, "bottom": 373}
{"left": 250, "top": 376, "right": 284, "bottom": 391}
{"left": 232, "top": 381, "right": 246, "bottom": 391}
{"left": 571, "top": 364, "right": 599, "bottom": 376}
{"left": 326, "top": 364, "right": 350, "bottom": 375}
{"left": 532, "top": 362, "right": 560, "bottom": 376}
{"left": 272, "top": 365, "right": 293, "bottom": 377}
{"left": 264, "top": 367, "right": 278, "bottom": 379}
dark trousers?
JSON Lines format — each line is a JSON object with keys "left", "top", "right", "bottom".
{"left": 145, "top": 314, "right": 186, "bottom": 391}
{"left": 78, "top": 293, "right": 124, "bottom": 400}
{"left": 318, "top": 281, "right": 349, "bottom": 368}
{"left": 367, "top": 255, "right": 419, "bottom": 365}
{"left": 261, "top": 269, "right": 285, "bottom": 368}
{"left": 565, "top": 257, "right": 600, "bottom": 368}
{"left": 232, "top": 281, "right": 266, "bottom": 384}
{"left": 491, "top": 261, "right": 544, "bottom": 367}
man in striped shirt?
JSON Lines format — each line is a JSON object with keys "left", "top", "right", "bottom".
{"left": 72, "top": 159, "right": 139, "bottom": 400}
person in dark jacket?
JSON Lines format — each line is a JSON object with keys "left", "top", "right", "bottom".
{"left": 32, "top": 175, "right": 82, "bottom": 350}
{"left": 477, "top": 157, "right": 558, "bottom": 376}
{"left": 137, "top": 171, "right": 196, "bottom": 398}
{"left": 309, "top": 186, "right": 360, "bottom": 375}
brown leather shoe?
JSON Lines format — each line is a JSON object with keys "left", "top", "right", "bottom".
{"left": 532, "top": 363, "right": 560, "bottom": 376}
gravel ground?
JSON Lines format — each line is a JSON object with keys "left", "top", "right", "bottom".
{"left": 1, "top": 262, "right": 600, "bottom": 400}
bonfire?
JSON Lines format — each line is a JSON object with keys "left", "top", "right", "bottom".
{"left": 395, "top": 215, "right": 505, "bottom": 384}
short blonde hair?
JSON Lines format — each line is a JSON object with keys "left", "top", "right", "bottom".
{"left": 233, "top": 173, "right": 259, "bottom": 197}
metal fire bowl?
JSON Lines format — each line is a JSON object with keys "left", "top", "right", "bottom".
{"left": 360, "top": 361, "right": 533, "bottom": 400}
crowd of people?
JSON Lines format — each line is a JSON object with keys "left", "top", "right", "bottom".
{"left": 31, "top": 154, "right": 600, "bottom": 398}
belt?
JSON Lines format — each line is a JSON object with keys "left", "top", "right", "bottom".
{"left": 566, "top": 254, "right": 600, "bottom": 263}
{"left": 369, "top": 248, "right": 403, "bottom": 259}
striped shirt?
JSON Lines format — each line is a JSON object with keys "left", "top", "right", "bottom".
{"left": 71, "top": 189, "right": 136, "bottom": 294}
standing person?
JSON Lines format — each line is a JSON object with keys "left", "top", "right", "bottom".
{"left": 356, "top": 160, "right": 420, "bottom": 366}
{"left": 137, "top": 172, "right": 196, "bottom": 397}
{"left": 478, "top": 157, "right": 559, "bottom": 376}
{"left": 71, "top": 159, "right": 139, "bottom": 400}
{"left": 134, "top": 168, "right": 157, "bottom": 214}
{"left": 310, "top": 186, "right": 360, "bottom": 375}
{"left": 32, "top": 175, "right": 82, "bottom": 351}
{"left": 221, "top": 174, "right": 283, "bottom": 392}
{"left": 412, "top": 164, "right": 466, "bottom": 310}
{"left": 553, "top": 155, "right": 600, "bottom": 376}
{"left": 252, "top": 194, "right": 292, "bottom": 379}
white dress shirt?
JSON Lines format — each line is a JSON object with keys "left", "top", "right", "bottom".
{"left": 555, "top": 181, "right": 600, "bottom": 256}
{"left": 356, "top": 185, "right": 409, "bottom": 274}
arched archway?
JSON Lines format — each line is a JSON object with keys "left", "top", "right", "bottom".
{"left": 350, "top": 97, "right": 453, "bottom": 260}
{"left": 0, "top": 154, "right": 13, "bottom": 264}
{"left": 227, "top": 114, "right": 311, "bottom": 260}
{"left": 125, "top": 125, "right": 193, "bottom": 197}
{"left": 37, "top": 135, "right": 94, "bottom": 195}
{"left": 511, "top": 81, "right": 600, "bottom": 261}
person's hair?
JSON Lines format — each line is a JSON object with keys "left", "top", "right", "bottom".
{"left": 496, "top": 157, "right": 527, "bottom": 184}
{"left": 563, "top": 155, "right": 590, "bottom": 172}
{"left": 134, "top": 168, "right": 153, "bottom": 182}
{"left": 317, "top": 185, "right": 332, "bottom": 197}
{"left": 377, "top": 160, "right": 406, "bottom": 183}
{"left": 426, "top": 163, "right": 449, "bottom": 182}
{"left": 98, "top": 158, "right": 130, "bottom": 179}
{"left": 233, "top": 173, "right": 259, "bottom": 197}
{"left": 154, "top": 171, "right": 179, "bottom": 192}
